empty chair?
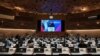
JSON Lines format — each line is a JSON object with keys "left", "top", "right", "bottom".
{"left": 34, "top": 48, "right": 44, "bottom": 53}
{"left": 70, "top": 48, "right": 79, "bottom": 53}
{"left": 52, "top": 48, "right": 62, "bottom": 53}
{"left": 62, "top": 43, "right": 68, "bottom": 47}
{"left": 15, "top": 48, "right": 26, "bottom": 53}
{"left": 87, "top": 48, "right": 96, "bottom": 53}
{"left": 51, "top": 44, "right": 57, "bottom": 48}
{"left": 39, "top": 44, "right": 46, "bottom": 48}
{"left": 0, "top": 47, "right": 9, "bottom": 52}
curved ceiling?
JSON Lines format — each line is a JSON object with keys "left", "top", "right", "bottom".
{"left": 0, "top": 0, "right": 100, "bottom": 14}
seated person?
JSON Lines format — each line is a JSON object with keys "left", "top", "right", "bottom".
{"left": 78, "top": 41, "right": 87, "bottom": 48}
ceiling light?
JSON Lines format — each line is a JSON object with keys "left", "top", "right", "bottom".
{"left": 49, "top": 16, "right": 53, "bottom": 19}
{"left": 81, "top": 7, "right": 89, "bottom": 12}
{"left": 96, "top": 21, "right": 100, "bottom": 24}
{"left": 77, "top": 23, "right": 80, "bottom": 26}
{"left": 14, "top": 6, "right": 24, "bottom": 11}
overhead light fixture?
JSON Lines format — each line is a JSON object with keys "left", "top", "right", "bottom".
{"left": 14, "top": 6, "right": 25, "bottom": 11}
{"left": 0, "top": 14, "right": 14, "bottom": 20}
{"left": 88, "top": 16, "right": 97, "bottom": 19}
{"left": 96, "top": 21, "right": 100, "bottom": 24}
{"left": 81, "top": 7, "right": 89, "bottom": 12}
{"left": 49, "top": 15, "right": 53, "bottom": 19}
{"left": 77, "top": 23, "right": 80, "bottom": 26}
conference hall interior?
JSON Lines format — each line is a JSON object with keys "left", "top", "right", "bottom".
{"left": 0, "top": 0, "right": 100, "bottom": 55}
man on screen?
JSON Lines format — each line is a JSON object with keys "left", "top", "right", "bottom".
{"left": 47, "top": 21, "right": 55, "bottom": 32}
